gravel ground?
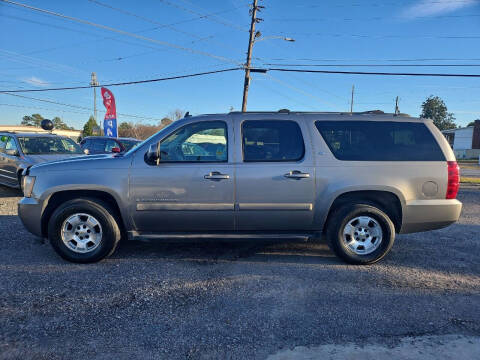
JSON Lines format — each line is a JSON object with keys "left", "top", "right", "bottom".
{"left": 0, "top": 186, "right": 479, "bottom": 359}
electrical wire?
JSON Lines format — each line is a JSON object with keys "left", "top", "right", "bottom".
{"left": 266, "top": 68, "right": 480, "bottom": 77}
{"left": 271, "top": 14, "right": 480, "bottom": 22}
{"left": 264, "top": 63, "right": 480, "bottom": 67}
{"left": 1, "top": 93, "right": 162, "bottom": 121}
{"left": 0, "top": 68, "right": 241, "bottom": 93}
{"left": 0, "top": 0, "right": 241, "bottom": 65}
{"left": 157, "top": 0, "right": 248, "bottom": 32}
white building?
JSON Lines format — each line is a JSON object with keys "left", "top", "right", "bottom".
{"left": 442, "top": 120, "right": 480, "bottom": 159}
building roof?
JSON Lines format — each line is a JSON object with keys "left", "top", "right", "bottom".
{"left": 442, "top": 126, "right": 474, "bottom": 134}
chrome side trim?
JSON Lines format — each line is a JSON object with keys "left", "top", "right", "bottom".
{"left": 137, "top": 203, "right": 234, "bottom": 211}
{"left": 237, "top": 203, "right": 313, "bottom": 211}
{"left": 0, "top": 168, "right": 16, "bottom": 174}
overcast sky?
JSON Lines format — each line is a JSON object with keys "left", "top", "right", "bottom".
{"left": 1, "top": 0, "right": 479, "bottom": 129}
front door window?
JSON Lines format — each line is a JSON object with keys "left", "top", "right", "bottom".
{"left": 158, "top": 121, "right": 227, "bottom": 163}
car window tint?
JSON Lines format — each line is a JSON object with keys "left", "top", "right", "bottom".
{"left": 242, "top": 120, "right": 305, "bottom": 162}
{"left": 5, "top": 137, "right": 18, "bottom": 151}
{"left": 119, "top": 140, "right": 139, "bottom": 151}
{"left": 315, "top": 121, "right": 445, "bottom": 161}
{"left": 104, "top": 139, "right": 118, "bottom": 152}
{"left": 0, "top": 135, "right": 8, "bottom": 152}
{"left": 18, "top": 137, "right": 83, "bottom": 155}
{"left": 92, "top": 139, "right": 106, "bottom": 152}
{"left": 159, "top": 121, "right": 227, "bottom": 162}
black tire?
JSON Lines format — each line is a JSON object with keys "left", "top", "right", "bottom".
{"left": 47, "top": 198, "right": 121, "bottom": 263}
{"left": 326, "top": 203, "right": 395, "bottom": 265}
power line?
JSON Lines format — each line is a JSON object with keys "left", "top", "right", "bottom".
{"left": 271, "top": 14, "right": 480, "bottom": 22}
{"left": 278, "top": 32, "right": 480, "bottom": 40}
{"left": 1, "top": 93, "right": 162, "bottom": 121}
{"left": 157, "top": 0, "right": 248, "bottom": 33}
{"left": 14, "top": 6, "right": 248, "bottom": 57}
{"left": 293, "top": 0, "right": 479, "bottom": 8}
{"left": 88, "top": 0, "right": 205, "bottom": 40}
{"left": 260, "top": 57, "right": 480, "bottom": 63}
{"left": 1, "top": 0, "right": 240, "bottom": 65}
{"left": 265, "top": 68, "right": 480, "bottom": 77}
{"left": 0, "top": 68, "right": 241, "bottom": 93}
{"left": 264, "top": 63, "right": 480, "bottom": 67}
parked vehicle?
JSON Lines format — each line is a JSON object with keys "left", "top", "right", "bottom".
{"left": 80, "top": 136, "right": 140, "bottom": 155}
{"left": 18, "top": 111, "right": 462, "bottom": 264}
{"left": 0, "top": 132, "right": 84, "bottom": 189}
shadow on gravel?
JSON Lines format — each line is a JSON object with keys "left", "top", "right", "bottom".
{"left": 114, "top": 238, "right": 342, "bottom": 265}
{"left": 0, "top": 185, "right": 22, "bottom": 198}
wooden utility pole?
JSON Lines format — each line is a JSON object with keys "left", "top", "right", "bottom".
{"left": 242, "top": 0, "right": 259, "bottom": 112}
{"left": 90, "top": 72, "right": 99, "bottom": 122}
{"left": 350, "top": 84, "right": 355, "bottom": 113}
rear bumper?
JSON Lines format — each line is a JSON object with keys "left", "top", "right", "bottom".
{"left": 18, "top": 197, "right": 44, "bottom": 237}
{"left": 400, "top": 199, "right": 462, "bottom": 234}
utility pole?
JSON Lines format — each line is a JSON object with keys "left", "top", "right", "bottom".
{"left": 90, "top": 72, "right": 99, "bottom": 122}
{"left": 350, "top": 84, "right": 355, "bottom": 113}
{"left": 242, "top": 0, "right": 262, "bottom": 112}
{"left": 395, "top": 96, "right": 400, "bottom": 115}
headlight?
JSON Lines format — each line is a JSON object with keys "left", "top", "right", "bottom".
{"left": 22, "top": 176, "right": 36, "bottom": 197}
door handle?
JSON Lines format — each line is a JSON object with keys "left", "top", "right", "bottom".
{"left": 284, "top": 170, "right": 310, "bottom": 179}
{"left": 204, "top": 171, "right": 230, "bottom": 180}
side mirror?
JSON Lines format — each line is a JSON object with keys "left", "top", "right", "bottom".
{"left": 146, "top": 143, "right": 160, "bottom": 165}
{"left": 5, "top": 149, "right": 19, "bottom": 156}
{"left": 111, "top": 147, "right": 121, "bottom": 153}
{"left": 83, "top": 149, "right": 90, "bottom": 155}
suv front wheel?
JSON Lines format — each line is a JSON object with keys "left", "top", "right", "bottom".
{"left": 48, "top": 198, "right": 121, "bottom": 263}
{"left": 326, "top": 203, "right": 395, "bottom": 265}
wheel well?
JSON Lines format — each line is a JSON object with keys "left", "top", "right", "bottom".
{"left": 41, "top": 190, "right": 125, "bottom": 238}
{"left": 324, "top": 191, "right": 403, "bottom": 233}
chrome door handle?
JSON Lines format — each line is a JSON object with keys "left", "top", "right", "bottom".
{"left": 284, "top": 170, "right": 310, "bottom": 179}
{"left": 204, "top": 171, "right": 230, "bottom": 180}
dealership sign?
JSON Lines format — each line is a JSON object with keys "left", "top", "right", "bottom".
{"left": 101, "top": 87, "right": 118, "bottom": 138}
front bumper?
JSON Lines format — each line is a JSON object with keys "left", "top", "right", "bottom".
{"left": 18, "top": 197, "right": 44, "bottom": 237}
{"left": 400, "top": 199, "right": 462, "bottom": 234}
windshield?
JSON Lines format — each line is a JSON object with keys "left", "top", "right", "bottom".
{"left": 119, "top": 139, "right": 140, "bottom": 151}
{"left": 18, "top": 136, "right": 83, "bottom": 155}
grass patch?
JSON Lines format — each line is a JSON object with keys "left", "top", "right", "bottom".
{"left": 461, "top": 177, "right": 480, "bottom": 184}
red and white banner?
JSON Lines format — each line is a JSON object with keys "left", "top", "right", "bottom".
{"left": 101, "top": 87, "right": 117, "bottom": 137}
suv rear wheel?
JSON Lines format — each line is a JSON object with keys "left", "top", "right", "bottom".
{"left": 48, "top": 198, "right": 121, "bottom": 263}
{"left": 326, "top": 203, "right": 395, "bottom": 265}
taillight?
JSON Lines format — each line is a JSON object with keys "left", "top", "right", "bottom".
{"left": 446, "top": 161, "right": 459, "bottom": 199}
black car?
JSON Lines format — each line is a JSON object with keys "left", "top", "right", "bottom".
{"left": 80, "top": 136, "right": 140, "bottom": 155}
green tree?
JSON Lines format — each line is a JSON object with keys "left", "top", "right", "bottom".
{"left": 160, "top": 117, "right": 172, "bottom": 127}
{"left": 82, "top": 115, "right": 99, "bottom": 137}
{"left": 21, "top": 113, "right": 43, "bottom": 127}
{"left": 52, "top": 116, "right": 74, "bottom": 130}
{"left": 467, "top": 121, "right": 477, "bottom": 127}
{"left": 420, "top": 96, "right": 456, "bottom": 131}
{"left": 118, "top": 121, "right": 134, "bottom": 137}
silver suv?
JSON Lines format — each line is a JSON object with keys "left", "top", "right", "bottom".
{"left": 18, "top": 112, "right": 462, "bottom": 264}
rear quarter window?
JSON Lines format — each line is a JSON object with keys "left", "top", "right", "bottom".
{"left": 315, "top": 121, "right": 445, "bottom": 161}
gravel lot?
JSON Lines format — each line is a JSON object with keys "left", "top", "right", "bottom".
{"left": 0, "top": 186, "right": 479, "bottom": 359}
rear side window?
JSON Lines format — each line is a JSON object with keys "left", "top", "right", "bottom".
{"left": 315, "top": 121, "right": 445, "bottom": 161}
{"left": 92, "top": 139, "right": 106, "bottom": 152}
{"left": 242, "top": 120, "right": 305, "bottom": 162}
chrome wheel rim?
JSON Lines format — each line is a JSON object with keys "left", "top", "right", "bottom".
{"left": 61, "top": 213, "right": 103, "bottom": 254}
{"left": 342, "top": 216, "right": 383, "bottom": 255}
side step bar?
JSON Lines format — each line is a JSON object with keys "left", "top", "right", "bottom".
{"left": 128, "top": 231, "right": 314, "bottom": 242}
